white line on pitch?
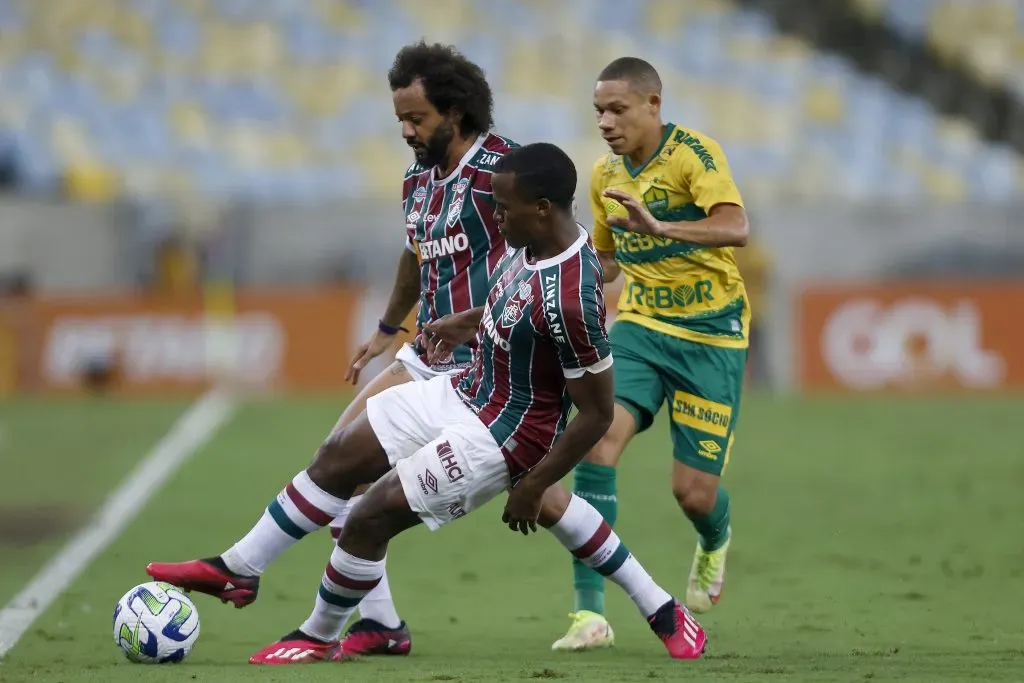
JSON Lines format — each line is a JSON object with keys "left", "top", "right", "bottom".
{"left": 0, "top": 390, "right": 237, "bottom": 659}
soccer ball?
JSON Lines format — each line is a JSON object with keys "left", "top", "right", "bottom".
{"left": 112, "top": 581, "right": 200, "bottom": 664}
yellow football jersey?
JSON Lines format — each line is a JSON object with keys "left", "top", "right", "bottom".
{"left": 591, "top": 123, "right": 749, "bottom": 349}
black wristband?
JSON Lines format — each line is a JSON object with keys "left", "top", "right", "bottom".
{"left": 378, "top": 319, "right": 409, "bottom": 335}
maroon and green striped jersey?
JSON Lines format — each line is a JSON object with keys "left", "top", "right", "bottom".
{"left": 403, "top": 133, "right": 517, "bottom": 372}
{"left": 453, "top": 227, "right": 613, "bottom": 476}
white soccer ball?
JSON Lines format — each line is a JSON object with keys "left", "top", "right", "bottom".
{"left": 112, "top": 581, "right": 200, "bottom": 664}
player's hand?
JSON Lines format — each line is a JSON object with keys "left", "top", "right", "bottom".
{"left": 502, "top": 481, "right": 543, "bottom": 535}
{"left": 602, "top": 189, "right": 664, "bottom": 236}
{"left": 345, "top": 330, "right": 396, "bottom": 385}
{"left": 422, "top": 312, "right": 477, "bottom": 365}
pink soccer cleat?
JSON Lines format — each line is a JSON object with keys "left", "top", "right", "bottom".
{"left": 648, "top": 600, "right": 707, "bottom": 660}
{"left": 145, "top": 558, "right": 259, "bottom": 608}
{"left": 340, "top": 619, "right": 412, "bottom": 656}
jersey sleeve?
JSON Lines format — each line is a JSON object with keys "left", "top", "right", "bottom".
{"left": 589, "top": 159, "right": 615, "bottom": 254}
{"left": 551, "top": 260, "right": 613, "bottom": 379}
{"left": 673, "top": 133, "right": 744, "bottom": 213}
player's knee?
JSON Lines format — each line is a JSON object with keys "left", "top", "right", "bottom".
{"left": 342, "top": 485, "right": 400, "bottom": 546}
{"left": 308, "top": 427, "right": 361, "bottom": 497}
{"left": 673, "top": 480, "right": 717, "bottom": 519}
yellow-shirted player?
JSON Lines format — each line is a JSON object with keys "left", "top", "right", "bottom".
{"left": 553, "top": 57, "right": 750, "bottom": 652}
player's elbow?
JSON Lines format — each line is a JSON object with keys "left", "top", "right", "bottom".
{"left": 730, "top": 216, "right": 750, "bottom": 247}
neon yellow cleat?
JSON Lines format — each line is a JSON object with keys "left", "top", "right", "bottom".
{"left": 686, "top": 527, "right": 731, "bottom": 614}
{"left": 550, "top": 610, "right": 615, "bottom": 652}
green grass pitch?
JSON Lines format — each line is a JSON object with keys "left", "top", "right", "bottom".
{"left": 1, "top": 393, "right": 1023, "bottom": 682}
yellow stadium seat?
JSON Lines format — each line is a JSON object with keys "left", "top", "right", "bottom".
{"left": 936, "top": 117, "right": 981, "bottom": 157}
{"left": 398, "top": 0, "right": 472, "bottom": 38}
{"left": 502, "top": 39, "right": 571, "bottom": 97}
{"left": 111, "top": 10, "right": 151, "bottom": 49}
{"left": 65, "top": 162, "right": 120, "bottom": 202}
{"left": 266, "top": 131, "right": 310, "bottom": 169}
{"left": 50, "top": 116, "right": 94, "bottom": 165}
{"left": 238, "top": 22, "right": 286, "bottom": 73}
{"left": 803, "top": 84, "right": 846, "bottom": 126}
{"left": 222, "top": 124, "right": 269, "bottom": 169}
{"left": 644, "top": 0, "right": 691, "bottom": 37}
{"left": 354, "top": 137, "right": 409, "bottom": 195}
{"left": 770, "top": 35, "right": 815, "bottom": 61}
{"left": 315, "top": 0, "right": 368, "bottom": 32}
{"left": 170, "top": 103, "right": 212, "bottom": 145}
{"left": 921, "top": 165, "right": 967, "bottom": 202}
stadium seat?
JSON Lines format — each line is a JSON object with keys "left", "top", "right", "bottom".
{"left": 0, "top": 0, "right": 1018, "bottom": 203}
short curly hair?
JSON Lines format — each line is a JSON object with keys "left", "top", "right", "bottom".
{"left": 495, "top": 143, "right": 577, "bottom": 210}
{"left": 388, "top": 41, "right": 495, "bottom": 136}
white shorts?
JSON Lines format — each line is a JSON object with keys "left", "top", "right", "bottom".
{"left": 365, "top": 374, "right": 511, "bottom": 530}
{"left": 395, "top": 342, "right": 473, "bottom": 381}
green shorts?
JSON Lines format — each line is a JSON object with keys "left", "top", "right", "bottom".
{"left": 610, "top": 319, "right": 746, "bottom": 476}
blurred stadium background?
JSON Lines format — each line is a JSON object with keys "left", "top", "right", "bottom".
{"left": 1, "top": 0, "right": 1022, "bottom": 394}
{"left": 1, "top": 1, "right": 1023, "bottom": 680}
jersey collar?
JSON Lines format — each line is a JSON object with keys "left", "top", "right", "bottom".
{"left": 623, "top": 122, "right": 675, "bottom": 178}
{"left": 524, "top": 225, "right": 589, "bottom": 271}
{"left": 432, "top": 134, "right": 487, "bottom": 186}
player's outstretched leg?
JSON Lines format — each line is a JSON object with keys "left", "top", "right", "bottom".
{"left": 539, "top": 486, "right": 707, "bottom": 660}
{"left": 248, "top": 470, "right": 420, "bottom": 664}
{"left": 676, "top": 462, "right": 732, "bottom": 614}
{"left": 145, "top": 411, "right": 394, "bottom": 610}
{"left": 325, "top": 361, "right": 414, "bottom": 655}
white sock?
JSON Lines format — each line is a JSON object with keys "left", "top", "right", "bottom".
{"left": 328, "top": 495, "right": 355, "bottom": 543}
{"left": 327, "top": 494, "right": 402, "bottom": 629}
{"left": 222, "top": 471, "right": 348, "bottom": 576}
{"left": 300, "top": 546, "right": 385, "bottom": 642}
{"left": 356, "top": 567, "right": 401, "bottom": 629}
{"left": 549, "top": 494, "right": 672, "bottom": 617}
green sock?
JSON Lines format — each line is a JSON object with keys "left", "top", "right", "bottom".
{"left": 691, "top": 485, "right": 731, "bottom": 551}
{"left": 571, "top": 462, "right": 617, "bottom": 614}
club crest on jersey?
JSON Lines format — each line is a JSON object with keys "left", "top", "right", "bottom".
{"left": 500, "top": 280, "right": 534, "bottom": 328}
{"left": 446, "top": 196, "right": 465, "bottom": 228}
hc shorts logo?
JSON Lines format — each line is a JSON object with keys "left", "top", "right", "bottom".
{"left": 436, "top": 441, "right": 465, "bottom": 483}
{"left": 671, "top": 390, "right": 733, "bottom": 438}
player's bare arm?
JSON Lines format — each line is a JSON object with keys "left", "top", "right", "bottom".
{"left": 422, "top": 306, "right": 485, "bottom": 364}
{"left": 597, "top": 250, "right": 621, "bottom": 282}
{"left": 346, "top": 248, "right": 421, "bottom": 384}
{"left": 602, "top": 189, "right": 749, "bottom": 248}
{"left": 502, "top": 367, "right": 615, "bottom": 535}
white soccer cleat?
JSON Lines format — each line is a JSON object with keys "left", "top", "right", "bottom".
{"left": 551, "top": 610, "right": 615, "bottom": 652}
{"left": 685, "top": 526, "right": 731, "bottom": 614}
